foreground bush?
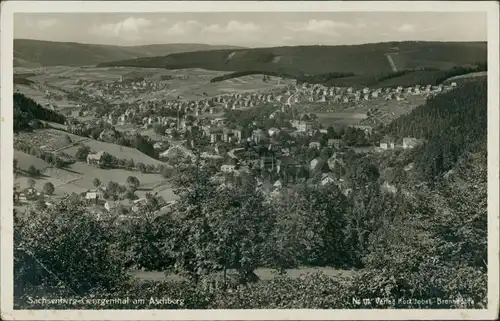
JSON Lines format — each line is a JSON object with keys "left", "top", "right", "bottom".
{"left": 15, "top": 268, "right": 486, "bottom": 309}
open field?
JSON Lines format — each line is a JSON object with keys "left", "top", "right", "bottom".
{"left": 15, "top": 128, "right": 163, "bottom": 166}
{"left": 16, "top": 66, "right": 294, "bottom": 101}
{"left": 14, "top": 82, "right": 79, "bottom": 112}
{"left": 62, "top": 137, "right": 164, "bottom": 166}
{"left": 15, "top": 173, "right": 87, "bottom": 197}
{"left": 14, "top": 128, "right": 180, "bottom": 200}
{"left": 315, "top": 111, "right": 368, "bottom": 127}
{"left": 14, "top": 85, "right": 53, "bottom": 107}
{"left": 14, "top": 150, "right": 179, "bottom": 202}
{"left": 14, "top": 150, "right": 51, "bottom": 171}
{"left": 443, "top": 71, "right": 488, "bottom": 85}
{"left": 305, "top": 94, "right": 426, "bottom": 127}
{"left": 130, "top": 267, "right": 356, "bottom": 282}
{"left": 67, "top": 162, "right": 165, "bottom": 189}
{"left": 15, "top": 129, "right": 88, "bottom": 152}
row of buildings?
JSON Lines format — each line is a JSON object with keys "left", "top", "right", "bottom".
{"left": 285, "top": 82, "right": 458, "bottom": 106}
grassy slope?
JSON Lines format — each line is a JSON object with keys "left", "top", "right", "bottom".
{"left": 14, "top": 150, "right": 51, "bottom": 171}
{"left": 14, "top": 39, "right": 245, "bottom": 67}
{"left": 99, "top": 41, "right": 487, "bottom": 76}
{"left": 442, "top": 71, "right": 488, "bottom": 85}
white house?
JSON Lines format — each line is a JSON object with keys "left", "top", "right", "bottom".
{"left": 321, "top": 174, "right": 336, "bottom": 186}
{"left": 132, "top": 198, "right": 147, "bottom": 213}
{"left": 221, "top": 164, "right": 237, "bottom": 173}
{"left": 268, "top": 128, "right": 280, "bottom": 137}
{"left": 403, "top": 137, "right": 423, "bottom": 149}
{"left": 380, "top": 136, "right": 396, "bottom": 150}
{"left": 310, "top": 158, "right": 320, "bottom": 171}
{"left": 87, "top": 151, "right": 105, "bottom": 166}
{"left": 309, "top": 141, "right": 321, "bottom": 149}
{"left": 104, "top": 201, "right": 118, "bottom": 212}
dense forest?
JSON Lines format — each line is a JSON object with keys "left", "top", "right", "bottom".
{"left": 210, "top": 70, "right": 355, "bottom": 85}
{"left": 13, "top": 93, "right": 66, "bottom": 131}
{"left": 384, "top": 78, "right": 487, "bottom": 180}
{"left": 209, "top": 64, "right": 486, "bottom": 89}
{"left": 99, "top": 41, "right": 487, "bottom": 76}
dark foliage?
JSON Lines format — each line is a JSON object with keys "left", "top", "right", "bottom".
{"left": 384, "top": 78, "right": 486, "bottom": 180}
{"left": 210, "top": 70, "right": 354, "bottom": 84}
{"left": 99, "top": 41, "right": 486, "bottom": 76}
{"left": 14, "top": 93, "right": 66, "bottom": 131}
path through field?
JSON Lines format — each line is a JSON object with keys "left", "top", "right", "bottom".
{"left": 53, "top": 137, "right": 91, "bottom": 153}
{"left": 385, "top": 53, "right": 398, "bottom": 72}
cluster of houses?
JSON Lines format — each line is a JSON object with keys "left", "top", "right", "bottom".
{"left": 83, "top": 186, "right": 178, "bottom": 217}
{"left": 99, "top": 87, "right": 292, "bottom": 129}
{"left": 13, "top": 186, "right": 52, "bottom": 207}
{"left": 93, "top": 79, "right": 459, "bottom": 138}
{"left": 285, "top": 82, "right": 458, "bottom": 107}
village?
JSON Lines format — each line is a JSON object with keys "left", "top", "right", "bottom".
{"left": 13, "top": 66, "right": 457, "bottom": 219}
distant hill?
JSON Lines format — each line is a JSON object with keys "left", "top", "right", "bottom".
{"left": 98, "top": 41, "right": 487, "bottom": 76}
{"left": 14, "top": 39, "right": 245, "bottom": 67}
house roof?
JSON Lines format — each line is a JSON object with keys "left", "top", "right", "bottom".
{"left": 348, "top": 125, "right": 373, "bottom": 131}
{"left": 380, "top": 136, "right": 395, "bottom": 143}
{"left": 279, "top": 156, "right": 299, "bottom": 166}
{"left": 403, "top": 137, "right": 419, "bottom": 143}
{"left": 133, "top": 198, "right": 147, "bottom": 204}
{"left": 223, "top": 158, "right": 238, "bottom": 166}
{"left": 85, "top": 192, "right": 98, "bottom": 199}
{"left": 160, "top": 145, "right": 194, "bottom": 158}
{"left": 88, "top": 151, "right": 105, "bottom": 159}
{"left": 209, "top": 127, "right": 223, "bottom": 133}
{"left": 105, "top": 201, "right": 118, "bottom": 208}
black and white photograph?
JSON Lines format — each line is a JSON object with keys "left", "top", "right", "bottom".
{"left": 1, "top": 1, "right": 499, "bottom": 320}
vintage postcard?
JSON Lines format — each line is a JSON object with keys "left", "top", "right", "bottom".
{"left": 1, "top": 1, "right": 499, "bottom": 320}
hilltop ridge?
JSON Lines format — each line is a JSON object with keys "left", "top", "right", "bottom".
{"left": 14, "top": 39, "right": 245, "bottom": 67}
{"left": 98, "top": 41, "right": 487, "bottom": 75}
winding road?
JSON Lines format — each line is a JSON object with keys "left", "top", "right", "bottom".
{"left": 228, "top": 147, "right": 245, "bottom": 159}
{"left": 286, "top": 86, "right": 300, "bottom": 106}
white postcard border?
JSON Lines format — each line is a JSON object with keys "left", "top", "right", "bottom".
{"left": 1, "top": 1, "right": 499, "bottom": 320}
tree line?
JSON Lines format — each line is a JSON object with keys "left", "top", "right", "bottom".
{"left": 14, "top": 93, "right": 66, "bottom": 131}
{"left": 383, "top": 78, "right": 487, "bottom": 181}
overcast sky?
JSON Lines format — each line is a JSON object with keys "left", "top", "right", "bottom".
{"left": 14, "top": 12, "right": 487, "bottom": 47}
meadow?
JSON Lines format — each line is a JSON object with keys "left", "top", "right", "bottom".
{"left": 14, "top": 149, "right": 179, "bottom": 202}
{"left": 16, "top": 66, "right": 293, "bottom": 104}
{"left": 442, "top": 71, "right": 488, "bottom": 85}
{"left": 62, "top": 136, "right": 164, "bottom": 166}
{"left": 315, "top": 112, "right": 368, "bottom": 127}
{"left": 14, "top": 128, "right": 162, "bottom": 166}
{"left": 14, "top": 150, "right": 51, "bottom": 172}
